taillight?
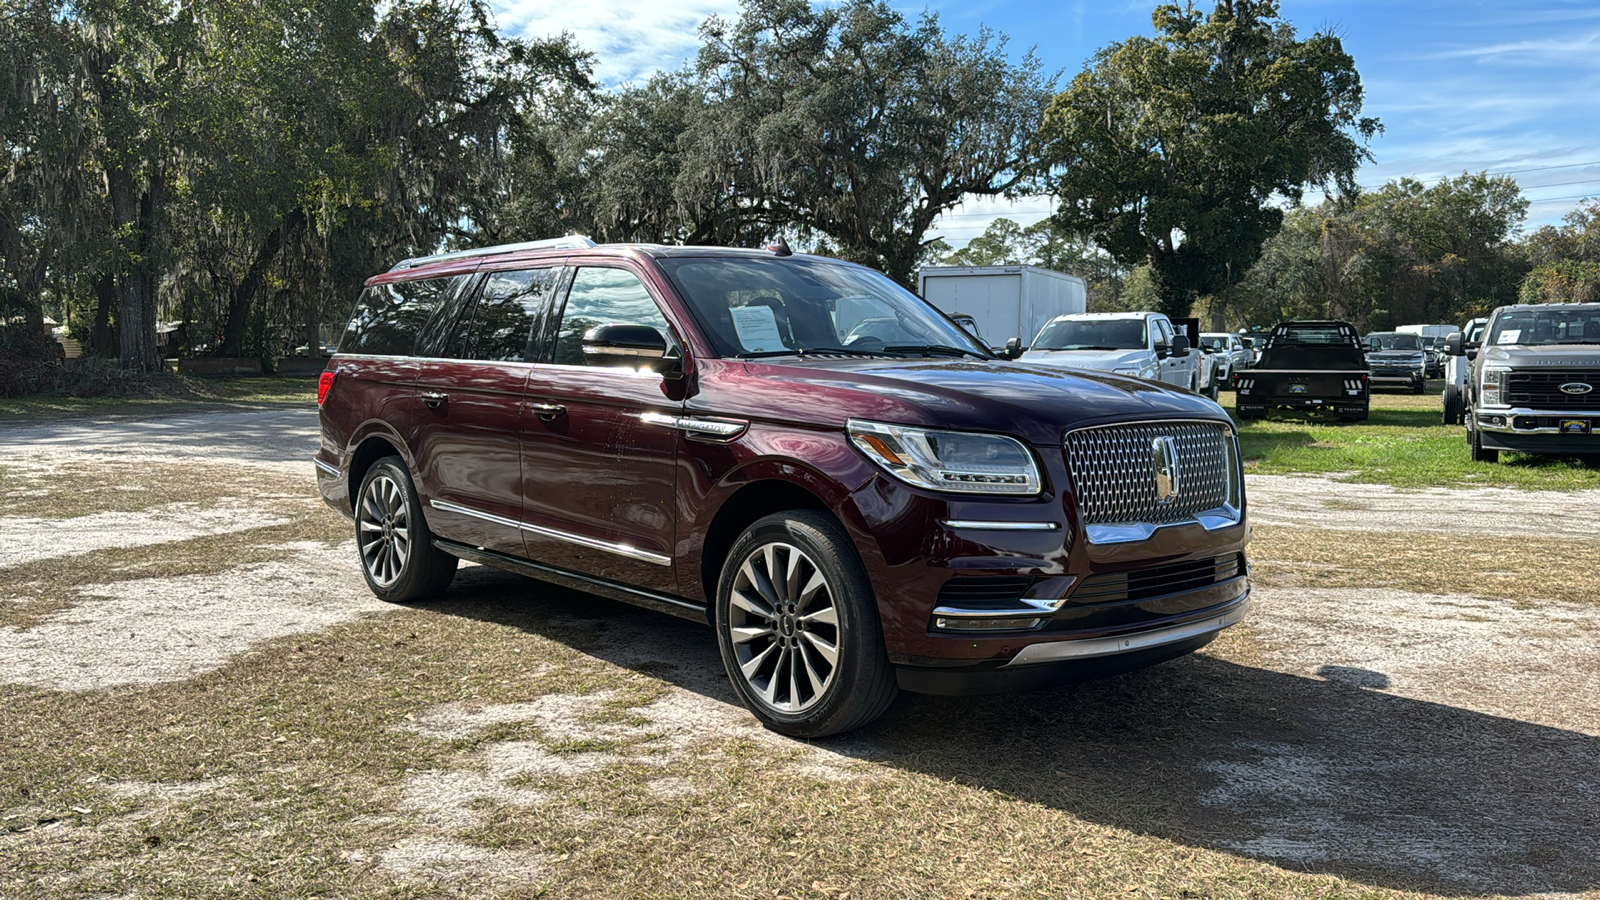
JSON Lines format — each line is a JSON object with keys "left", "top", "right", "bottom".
{"left": 317, "top": 370, "right": 337, "bottom": 406}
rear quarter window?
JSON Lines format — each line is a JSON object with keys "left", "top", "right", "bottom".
{"left": 339, "top": 277, "right": 457, "bottom": 356}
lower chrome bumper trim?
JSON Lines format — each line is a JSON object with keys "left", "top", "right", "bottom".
{"left": 1000, "top": 595, "right": 1250, "bottom": 668}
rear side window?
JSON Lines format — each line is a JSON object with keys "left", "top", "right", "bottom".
{"left": 551, "top": 267, "right": 671, "bottom": 366}
{"left": 339, "top": 277, "right": 456, "bottom": 356}
{"left": 453, "top": 268, "right": 562, "bottom": 362}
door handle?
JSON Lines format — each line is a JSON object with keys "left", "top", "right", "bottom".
{"left": 531, "top": 402, "right": 566, "bottom": 420}
{"left": 420, "top": 390, "right": 448, "bottom": 409}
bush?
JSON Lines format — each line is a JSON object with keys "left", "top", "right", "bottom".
{"left": 0, "top": 326, "right": 63, "bottom": 397}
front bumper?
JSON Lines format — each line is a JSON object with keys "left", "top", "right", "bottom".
{"left": 894, "top": 590, "right": 1250, "bottom": 695}
{"left": 1476, "top": 407, "right": 1600, "bottom": 454}
{"left": 837, "top": 441, "right": 1251, "bottom": 680}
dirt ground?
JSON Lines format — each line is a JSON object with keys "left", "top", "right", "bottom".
{"left": 2, "top": 407, "right": 1597, "bottom": 899}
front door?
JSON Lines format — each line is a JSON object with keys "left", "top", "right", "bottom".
{"left": 520, "top": 264, "right": 682, "bottom": 595}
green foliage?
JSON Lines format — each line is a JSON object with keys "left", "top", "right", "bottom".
{"left": 1037, "top": 0, "right": 1379, "bottom": 318}
{"left": 1519, "top": 200, "right": 1600, "bottom": 304}
{"left": 1234, "top": 173, "right": 1530, "bottom": 329}
{"left": 688, "top": 0, "right": 1055, "bottom": 286}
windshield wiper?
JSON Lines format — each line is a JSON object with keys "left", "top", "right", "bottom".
{"left": 735, "top": 347, "right": 888, "bottom": 359}
{"left": 881, "top": 344, "right": 991, "bottom": 360}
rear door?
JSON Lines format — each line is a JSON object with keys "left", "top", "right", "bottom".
{"left": 412, "top": 266, "right": 563, "bottom": 555}
{"left": 520, "top": 263, "right": 683, "bottom": 594}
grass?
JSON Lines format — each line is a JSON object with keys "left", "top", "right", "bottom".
{"left": 1220, "top": 383, "right": 1600, "bottom": 490}
{"left": 0, "top": 375, "right": 318, "bottom": 422}
{"left": 5, "top": 411, "right": 1599, "bottom": 900}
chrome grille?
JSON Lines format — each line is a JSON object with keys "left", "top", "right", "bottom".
{"left": 1063, "top": 421, "right": 1237, "bottom": 530}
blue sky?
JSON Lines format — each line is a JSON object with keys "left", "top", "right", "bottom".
{"left": 489, "top": 0, "right": 1600, "bottom": 246}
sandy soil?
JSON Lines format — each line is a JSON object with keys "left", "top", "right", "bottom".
{"left": 0, "top": 504, "right": 288, "bottom": 568}
{"left": 0, "top": 542, "right": 389, "bottom": 691}
{"left": 1245, "top": 473, "right": 1600, "bottom": 536}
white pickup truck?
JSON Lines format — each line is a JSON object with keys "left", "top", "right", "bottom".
{"left": 1022, "top": 311, "right": 1207, "bottom": 394}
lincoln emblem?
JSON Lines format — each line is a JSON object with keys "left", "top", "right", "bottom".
{"left": 1152, "top": 436, "right": 1180, "bottom": 504}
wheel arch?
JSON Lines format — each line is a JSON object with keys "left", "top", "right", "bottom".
{"left": 698, "top": 479, "right": 832, "bottom": 619}
{"left": 347, "top": 433, "right": 409, "bottom": 511}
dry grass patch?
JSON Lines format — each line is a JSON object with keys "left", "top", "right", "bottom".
{"left": 0, "top": 458, "right": 301, "bottom": 519}
{"left": 1250, "top": 525, "right": 1600, "bottom": 606}
{"left": 0, "top": 506, "right": 349, "bottom": 630}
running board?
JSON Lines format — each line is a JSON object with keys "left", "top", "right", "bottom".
{"left": 431, "top": 538, "right": 711, "bottom": 625}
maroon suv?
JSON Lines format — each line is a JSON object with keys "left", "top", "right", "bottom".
{"left": 316, "top": 237, "right": 1250, "bottom": 736}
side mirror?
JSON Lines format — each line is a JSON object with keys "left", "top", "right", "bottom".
{"left": 582, "top": 324, "right": 682, "bottom": 378}
{"left": 1003, "top": 337, "right": 1023, "bottom": 360}
{"left": 1170, "top": 335, "right": 1190, "bottom": 357}
{"left": 1444, "top": 333, "right": 1463, "bottom": 356}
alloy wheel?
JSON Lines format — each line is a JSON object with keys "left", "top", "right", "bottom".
{"left": 357, "top": 472, "right": 410, "bottom": 588}
{"left": 725, "top": 541, "right": 841, "bottom": 714}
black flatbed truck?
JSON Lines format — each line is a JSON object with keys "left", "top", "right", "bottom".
{"left": 1233, "top": 320, "right": 1369, "bottom": 421}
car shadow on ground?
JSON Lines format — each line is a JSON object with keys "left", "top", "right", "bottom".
{"left": 428, "top": 566, "right": 1600, "bottom": 898}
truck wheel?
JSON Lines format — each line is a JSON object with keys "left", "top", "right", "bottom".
{"left": 715, "top": 510, "right": 898, "bottom": 738}
{"left": 1468, "top": 417, "right": 1499, "bottom": 463}
{"left": 1412, "top": 379, "right": 1426, "bottom": 395}
{"left": 1442, "top": 386, "right": 1461, "bottom": 425}
{"left": 355, "top": 456, "right": 459, "bottom": 602}
{"left": 1206, "top": 377, "right": 1219, "bottom": 400}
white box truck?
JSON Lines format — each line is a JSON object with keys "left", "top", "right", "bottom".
{"left": 917, "top": 265, "right": 1087, "bottom": 349}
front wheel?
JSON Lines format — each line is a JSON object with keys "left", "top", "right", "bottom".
{"left": 1468, "top": 416, "right": 1500, "bottom": 463}
{"left": 355, "top": 456, "right": 459, "bottom": 602}
{"left": 1442, "top": 385, "right": 1461, "bottom": 425}
{"left": 715, "top": 511, "right": 898, "bottom": 738}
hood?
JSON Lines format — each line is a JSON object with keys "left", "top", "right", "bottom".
{"left": 1019, "top": 348, "right": 1149, "bottom": 371}
{"left": 1482, "top": 344, "right": 1600, "bottom": 368}
{"left": 718, "top": 357, "right": 1227, "bottom": 446}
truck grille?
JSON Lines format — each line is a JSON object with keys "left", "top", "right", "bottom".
{"left": 1506, "top": 371, "right": 1600, "bottom": 409}
{"left": 1063, "top": 421, "right": 1238, "bottom": 533}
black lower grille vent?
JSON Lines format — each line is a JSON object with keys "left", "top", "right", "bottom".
{"left": 935, "top": 576, "right": 1035, "bottom": 609}
{"left": 1071, "top": 554, "right": 1242, "bottom": 605}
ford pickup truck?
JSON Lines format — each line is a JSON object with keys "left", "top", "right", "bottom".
{"left": 1452, "top": 302, "right": 1600, "bottom": 462}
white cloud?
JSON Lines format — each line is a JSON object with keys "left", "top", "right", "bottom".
{"left": 488, "top": 0, "right": 741, "bottom": 85}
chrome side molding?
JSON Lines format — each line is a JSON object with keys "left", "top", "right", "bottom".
{"left": 428, "top": 498, "right": 671, "bottom": 567}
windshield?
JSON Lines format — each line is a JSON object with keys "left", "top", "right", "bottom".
{"left": 1201, "top": 335, "right": 1230, "bottom": 351}
{"left": 1032, "top": 318, "right": 1147, "bottom": 350}
{"left": 1487, "top": 307, "right": 1600, "bottom": 346}
{"left": 657, "top": 256, "right": 990, "bottom": 358}
{"left": 1365, "top": 333, "right": 1421, "bottom": 351}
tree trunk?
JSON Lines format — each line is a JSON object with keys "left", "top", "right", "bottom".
{"left": 92, "top": 272, "right": 116, "bottom": 358}
{"left": 221, "top": 209, "right": 305, "bottom": 358}
{"left": 109, "top": 164, "right": 160, "bottom": 373}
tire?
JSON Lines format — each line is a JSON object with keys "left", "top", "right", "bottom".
{"left": 1412, "top": 379, "right": 1426, "bottom": 395}
{"left": 355, "top": 456, "right": 459, "bottom": 602}
{"left": 1442, "top": 386, "right": 1461, "bottom": 425}
{"left": 715, "top": 510, "right": 898, "bottom": 738}
{"left": 1206, "top": 374, "right": 1220, "bottom": 400}
{"left": 1468, "top": 417, "right": 1499, "bottom": 463}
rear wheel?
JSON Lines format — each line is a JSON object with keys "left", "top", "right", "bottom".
{"left": 355, "top": 456, "right": 459, "bottom": 602}
{"left": 715, "top": 511, "right": 897, "bottom": 738}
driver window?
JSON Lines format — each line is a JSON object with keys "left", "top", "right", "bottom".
{"left": 552, "top": 267, "right": 671, "bottom": 366}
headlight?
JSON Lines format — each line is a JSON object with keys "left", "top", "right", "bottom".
{"left": 1481, "top": 367, "right": 1509, "bottom": 406}
{"left": 847, "top": 420, "right": 1041, "bottom": 495}
{"left": 1113, "top": 367, "right": 1141, "bottom": 377}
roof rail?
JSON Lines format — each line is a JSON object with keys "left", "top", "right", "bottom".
{"left": 389, "top": 235, "right": 598, "bottom": 272}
